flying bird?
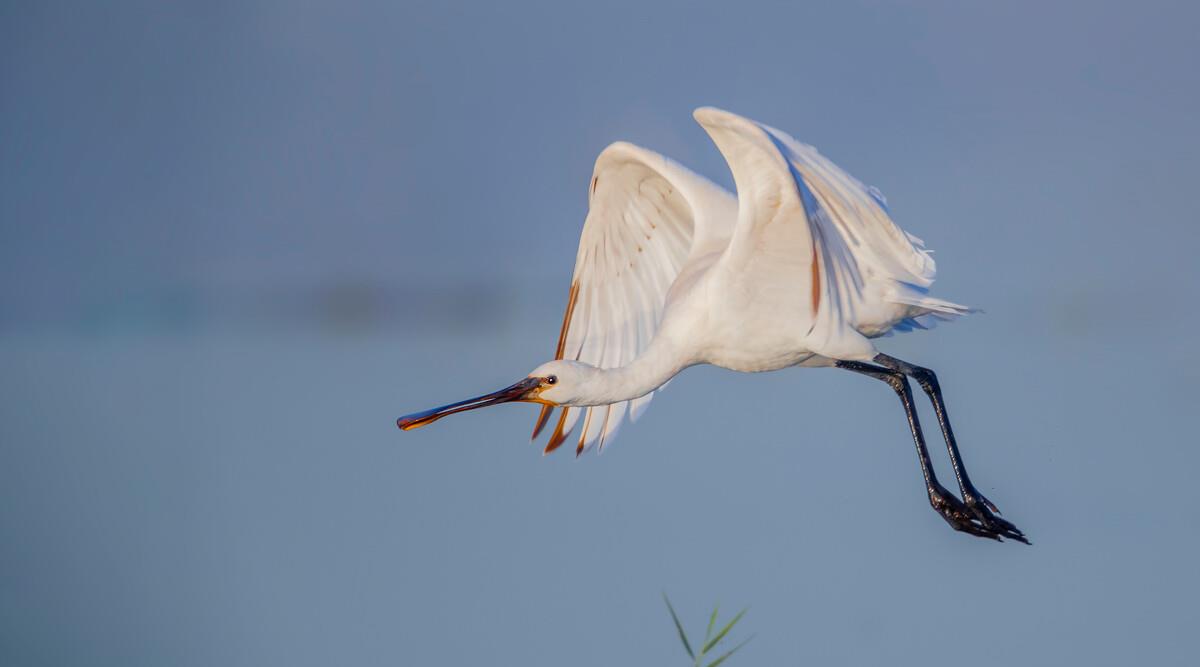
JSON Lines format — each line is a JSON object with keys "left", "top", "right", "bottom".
{"left": 398, "top": 107, "right": 1027, "bottom": 543}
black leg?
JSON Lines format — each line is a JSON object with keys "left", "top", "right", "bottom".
{"left": 872, "top": 354, "right": 1029, "bottom": 544}
{"left": 837, "top": 360, "right": 1027, "bottom": 543}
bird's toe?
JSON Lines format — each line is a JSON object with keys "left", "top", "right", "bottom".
{"left": 929, "top": 486, "right": 1029, "bottom": 544}
{"left": 964, "top": 494, "right": 1029, "bottom": 544}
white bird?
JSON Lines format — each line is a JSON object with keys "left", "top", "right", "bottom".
{"left": 398, "top": 107, "right": 1027, "bottom": 543}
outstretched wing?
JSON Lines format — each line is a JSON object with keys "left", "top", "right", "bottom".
{"left": 693, "top": 107, "right": 969, "bottom": 359}
{"left": 534, "top": 142, "right": 736, "bottom": 455}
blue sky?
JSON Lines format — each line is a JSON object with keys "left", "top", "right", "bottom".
{"left": 3, "top": 1, "right": 1198, "bottom": 665}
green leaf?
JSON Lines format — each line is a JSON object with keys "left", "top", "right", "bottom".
{"left": 704, "top": 604, "right": 719, "bottom": 643}
{"left": 662, "top": 593, "right": 694, "bottom": 660}
{"left": 701, "top": 608, "right": 747, "bottom": 654}
{"left": 704, "top": 634, "right": 755, "bottom": 667}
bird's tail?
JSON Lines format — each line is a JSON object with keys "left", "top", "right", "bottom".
{"left": 888, "top": 290, "right": 976, "bottom": 333}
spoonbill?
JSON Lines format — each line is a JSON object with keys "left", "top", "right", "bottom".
{"left": 398, "top": 107, "right": 1027, "bottom": 544}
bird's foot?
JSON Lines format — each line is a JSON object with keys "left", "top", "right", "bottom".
{"left": 963, "top": 486, "right": 1001, "bottom": 514}
{"left": 963, "top": 489, "right": 1030, "bottom": 545}
{"left": 928, "top": 485, "right": 1030, "bottom": 544}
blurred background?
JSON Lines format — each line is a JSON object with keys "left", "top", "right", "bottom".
{"left": 3, "top": 1, "right": 1198, "bottom": 665}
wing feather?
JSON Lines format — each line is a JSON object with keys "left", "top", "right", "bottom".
{"left": 694, "top": 107, "right": 969, "bottom": 357}
{"left": 535, "top": 141, "right": 736, "bottom": 455}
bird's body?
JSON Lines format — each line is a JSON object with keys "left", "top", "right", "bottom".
{"left": 398, "top": 107, "right": 1027, "bottom": 543}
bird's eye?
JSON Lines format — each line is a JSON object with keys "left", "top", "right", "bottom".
{"left": 545, "top": 375, "right": 558, "bottom": 385}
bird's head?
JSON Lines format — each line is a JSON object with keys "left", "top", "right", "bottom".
{"left": 526, "top": 359, "right": 598, "bottom": 405}
{"left": 395, "top": 360, "right": 596, "bottom": 431}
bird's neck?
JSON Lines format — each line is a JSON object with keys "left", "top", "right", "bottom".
{"left": 583, "top": 342, "right": 687, "bottom": 405}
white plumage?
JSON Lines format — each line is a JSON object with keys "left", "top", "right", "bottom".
{"left": 530, "top": 108, "right": 968, "bottom": 455}
{"left": 398, "top": 107, "right": 1029, "bottom": 544}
